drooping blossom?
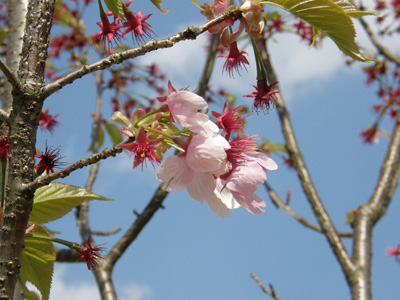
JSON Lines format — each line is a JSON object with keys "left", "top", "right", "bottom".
{"left": 39, "top": 108, "right": 61, "bottom": 133}
{"left": 119, "top": 126, "right": 163, "bottom": 170}
{"left": 93, "top": 15, "right": 123, "bottom": 47}
{"left": 386, "top": 245, "right": 400, "bottom": 263}
{"left": 76, "top": 237, "right": 105, "bottom": 270}
{"left": 160, "top": 84, "right": 218, "bottom": 134}
{"left": 0, "top": 132, "right": 9, "bottom": 161}
{"left": 34, "top": 145, "right": 66, "bottom": 175}
{"left": 212, "top": 102, "right": 246, "bottom": 138}
{"left": 122, "top": 2, "right": 154, "bottom": 43}
{"left": 244, "top": 79, "right": 279, "bottom": 113}
{"left": 219, "top": 41, "right": 249, "bottom": 77}
{"left": 219, "top": 151, "right": 278, "bottom": 214}
{"left": 361, "top": 126, "right": 380, "bottom": 144}
{"left": 156, "top": 133, "right": 231, "bottom": 218}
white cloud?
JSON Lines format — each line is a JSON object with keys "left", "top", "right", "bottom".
{"left": 27, "top": 265, "right": 153, "bottom": 300}
{"left": 137, "top": 2, "right": 397, "bottom": 103}
{"left": 139, "top": 34, "right": 209, "bottom": 89}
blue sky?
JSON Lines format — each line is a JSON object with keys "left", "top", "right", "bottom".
{"left": 30, "top": 0, "right": 400, "bottom": 299}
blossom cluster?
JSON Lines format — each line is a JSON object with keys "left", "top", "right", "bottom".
{"left": 112, "top": 82, "right": 277, "bottom": 218}
{"left": 93, "top": 0, "right": 154, "bottom": 48}
{"left": 200, "top": 0, "right": 279, "bottom": 113}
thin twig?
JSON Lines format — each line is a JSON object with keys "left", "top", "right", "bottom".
{"left": 24, "top": 146, "right": 123, "bottom": 191}
{"left": 251, "top": 272, "right": 281, "bottom": 300}
{"left": 55, "top": 248, "right": 81, "bottom": 263}
{"left": 197, "top": 33, "right": 220, "bottom": 97}
{"left": 358, "top": 18, "right": 400, "bottom": 66}
{"left": 259, "top": 39, "right": 356, "bottom": 280}
{"left": 0, "top": 59, "right": 19, "bottom": 88}
{"left": 43, "top": 7, "right": 242, "bottom": 99}
{"left": 91, "top": 228, "right": 121, "bottom": 236}
{"left": 264, "top": 182, "right": 353, "bottom": 238}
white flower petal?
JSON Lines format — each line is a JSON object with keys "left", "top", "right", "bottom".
{"left": 186, "top": 134, "right": 230, "bottom": 173}
{"left": 156, "top": 156, "right": 194, "bottom": 192}
{"left": 246, "top": 151, "right": 278, "bottom": 171}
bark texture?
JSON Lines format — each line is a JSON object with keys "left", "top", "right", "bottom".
{"left": 0, "top": 1, "right": 55, "bottom": 298}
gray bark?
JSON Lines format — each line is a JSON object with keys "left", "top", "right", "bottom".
{"left": 3, "top": 0, "right": 28, "bottom": 111}
{"left": 0, "top": 1, "right": 55, "bottom": 298}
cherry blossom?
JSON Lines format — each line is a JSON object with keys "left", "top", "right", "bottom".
{"left": 164, "top": 89, "right": 218, "bottom": 134}
{"left": 244, "top": 79, "right": 279, "bottom": 113}
{"left": 220, "top": 151, "right": 278, "bottom": 214}
{"left": 119, "top": 127, "right": 163, "bottom": 170}
{"left": 219, "top": 41, "right": 249, "bottom": 77}
{"left": 0, "top": 133, "right": 9, "bottom": 161}
{"left": 76, "top": 237, "right": 105, "bottom": 270}
{"left": 93, "top": 15, "right": 123, "bottom": 47}
{"left": 156, "top": 133, "right": 230, "bottom": 217}
{"left": 39, "top": 108, "right": 61, "bottom": 133}
{"left": 122, "top": 4, "right": 154, "bottom": 43}
{"left": 34, "top": 145, "right": 66, "bottom": 175}
{"left": 212, "top": 102, "right": 247, "bottom": 138}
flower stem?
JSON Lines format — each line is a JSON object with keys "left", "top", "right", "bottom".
{"left": 251, "top": 37, "right": 266, "bottom": 80}
{"left": 28, "top": 233, "right": 81, "bottom": 251}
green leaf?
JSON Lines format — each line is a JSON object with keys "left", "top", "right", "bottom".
{"left": 104, "top": 0, "right": 125, "bottom": 20}
{"left": 262, "top": 0, "right": 374, "bottom": 62}
{"left": 331, "top": 0, "right": 380, "bottom": 18}
{"left": 0, "top": 28, "right": 8, "bottom": 44}
{"left": 191, "top": 0, "right": 201, "bottom": 8}
{"left": 104, "top": 123, "right": 123, "bottom": 145}
{"left": 21, "top": 224, "right": 55, "bottom": 300}
{"left": 30, "top": 182, "right": 112, "bottom": 224}
{"left": 18, "top": 277, "right": 41, "bottom": 300}
{"left": 88, "top": 126, "right": 105, "bottom": 152}
{"left": 149, "top": 0, "right": 169, "bottom": 13}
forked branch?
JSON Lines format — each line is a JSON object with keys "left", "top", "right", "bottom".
{"left": 259, "top": 39, "right": 356, "bottom": 281}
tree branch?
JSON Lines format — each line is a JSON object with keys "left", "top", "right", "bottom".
{"left": 264, "top": 182, "right": 353, "bottom": 238}
{"left": 351, "top": 113, "right": 400, "bottom": 300}
{"left": 0, "top": 0, "right": 55, "bottom": 297}
{"left": 0, "top": 59, "right": 19, "bottom": 88}
{"left": 24, "top": 145, "right": 123, "bottom": 191}
{"left": 2, "top": 0, "right": 28, "bottom": 111}
{"left": 358, "top": 18, "right": 400, "bottom": 66}
{"left": 197, "top": 33, "right": 220, "bottom": 97}
{"left": 259, "top": 39, "right": 356, "bottom": 282}
{"left": 251, "top": 272, "right": 281, "bottom": 300}
{"left": 42, "top": 7, "right": 242, "bottom": 99}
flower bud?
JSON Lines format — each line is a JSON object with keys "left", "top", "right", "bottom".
{"left": 110, "top": 111, "right": 131, "bottom": 128}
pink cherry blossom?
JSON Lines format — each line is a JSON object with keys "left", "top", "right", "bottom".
{"left": 212, "top": 103, "right": 247, "bottom": 138}
{"left": 244, "top": 79, "right": 279, "bottom": 113}
{"left": 156, "top": 133, "right": 231, "bottom": 218}
{"left": 166, "top": 90, "right": 219, "bottom": 134}
{"left": 122, "top": 8, "right": 154, "bottom": 43}
{"left": 76, "top": 237, "right": 105, "bottom": 270}
{"left": 119, "top": 127, "right": 163, "bottom": 170}
{"left": 220, "top": 151, "right": 278, "bottom": 214}
{"left": 219, "top": 41, "right": 249, "bottom": 77}
{"left": 386, "top": 245, "right": 400, "bottom": 263}
{"left": 93, "top": 15, "right": 123, "bottom": 47}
